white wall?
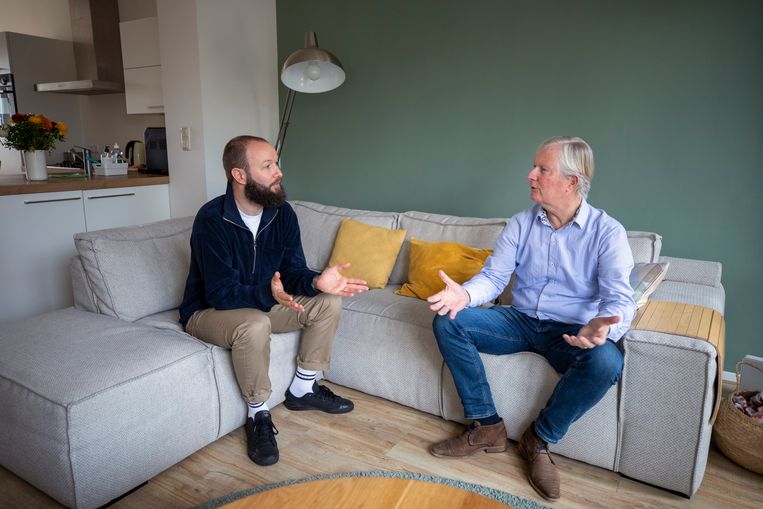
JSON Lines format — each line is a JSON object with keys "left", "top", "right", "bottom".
{"left": 157, "top": 0, "right": 279, "bottom": 218}
{"left": 156, "top": 0, "right": 206, "bottom": 217}
{"left": 0, "top": 0, "right": 72, "bottom": 40}
{"left": 196, "top": 0, "right": 279, "bottom": 200}
{"left": 79, "top": 94, "right": 164, "bottom": 154}
{"left": 117, "top": 0, "right": 157, "bottom": 22}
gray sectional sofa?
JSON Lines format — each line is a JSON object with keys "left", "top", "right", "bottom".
{"left": 0, "top": 200, "right": 725, "bottom": 508}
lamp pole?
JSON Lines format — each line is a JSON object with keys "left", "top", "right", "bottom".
{"left": 275, "top": 88, "right": 296, "bottom": 159}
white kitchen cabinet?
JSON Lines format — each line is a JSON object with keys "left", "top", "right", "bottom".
{"left": 123, "top": 66, "right": 164, "bottom": 114}
{"left": 119, "top": 17, "right": 160, "bottom": 68}
{"left": 0, "top": 191, "right": 86, "bottom": 322}
{"left": 83, "top": 184, "right": 170, "bottom": 231}
{"left": 119, "top": 16, "right": 164, "bottom": 114}
{"left": 0, "top": 184, "right": 171, "bottom": 322}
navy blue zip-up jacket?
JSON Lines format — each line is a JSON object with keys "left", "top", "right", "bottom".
{"left": 179, "top": 183, "right": 319, "bottom": 327}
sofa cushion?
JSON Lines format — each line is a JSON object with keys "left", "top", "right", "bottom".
{"left": 390, "top": 211, "right": 507, "bottom": 285}
{"left": 659, "top": 256, "right": 722, "bottom": 288}
{"left": 327, "top": 219, "right": 406, "bottom": 289}
{"left": 74, "top": 217, "right": 193, "bottom": 322}
{"left": 650, "top": 280, "right": 725, "bottom": 315}
{"left": 135, "top": 309, "right": 183, "bottom": 331}
{"left": 325, "top": 286, "right": 445, "bottom": 416}
{"left": 396, "top": 238, "right": 492, "bottom": 299}
{"left": 626, "top": 231, "right": 662, "bottom": 263}
{"left": 0, "top": 308, "right": 217, "bottom": 509}
{"left": 291, "top": 201, "right": 398, "bottom": 272}
{"left": 630, "top": 262, "right": 670, "bottom": 308}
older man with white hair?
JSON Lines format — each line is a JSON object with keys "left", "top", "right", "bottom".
{"left": 427, "top": 136, "right": 636, "bottom": 501}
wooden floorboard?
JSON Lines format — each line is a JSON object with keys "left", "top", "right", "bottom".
{"left": 1, "top": 382, "right": 761, "bottom": 509}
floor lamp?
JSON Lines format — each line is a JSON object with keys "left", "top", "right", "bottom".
{"left": 275, "top": 32, "right": 345, "bottom": 160}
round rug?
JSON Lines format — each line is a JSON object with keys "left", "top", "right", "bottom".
{"left": 193, "top": 470, "right": 551, "bottom": 509}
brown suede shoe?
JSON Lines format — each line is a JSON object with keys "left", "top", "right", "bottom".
{"left": 430, "top": 420, "right": 508, "bottom": 458}
{"left": 517, "top": 425, "right": 560, "bottom": 501}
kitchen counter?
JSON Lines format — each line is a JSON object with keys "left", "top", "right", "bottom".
{"left": 0, "top": 170, "right": 169, "bottom": 196}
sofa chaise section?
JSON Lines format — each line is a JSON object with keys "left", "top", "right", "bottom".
{"left": 0, "top": 309, "right": 218, "bottom": 509}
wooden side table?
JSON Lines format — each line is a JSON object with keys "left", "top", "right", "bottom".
{"left": 219, "top": 476, "right": 512, "bottom": 509}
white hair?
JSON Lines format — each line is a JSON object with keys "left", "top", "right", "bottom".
{"left": 539, "top": 136, "right": 594, "bottom": 198}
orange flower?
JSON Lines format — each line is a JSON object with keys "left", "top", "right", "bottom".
{"left": 0, "top": 112, "right": 67, "bottom": 151}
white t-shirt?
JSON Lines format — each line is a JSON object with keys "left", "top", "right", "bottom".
{"left": 238, "top": 208, "right": 262, "bottom": 237}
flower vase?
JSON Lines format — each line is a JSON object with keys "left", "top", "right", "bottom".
{"left": 23, "top": 150, "right": 48, "bottom": 181}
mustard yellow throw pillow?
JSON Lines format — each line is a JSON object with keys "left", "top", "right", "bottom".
{"left": 396, "top": 238, "right": 492, "bottom": 299}
{"left": 327, "top": 219, "right": 406, "bottom": 289}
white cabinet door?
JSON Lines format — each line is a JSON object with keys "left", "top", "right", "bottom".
{"left": 83, "top": 184, "right": 170, "bottom": 231}
{"left": 0, "top": 191, "right": 86, "bottom": 322}
{"left": 120, "top": 16, "right": 163, "bottom": 114}
{"left": 119, "top": 17, "right": 160, "bottom": 68}
{"left": 123, "top": 66, "right": 164, "bottom": 114}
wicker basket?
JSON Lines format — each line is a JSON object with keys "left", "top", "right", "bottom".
{"left": 712, "top": 361, "right": 763, "bottom": 474}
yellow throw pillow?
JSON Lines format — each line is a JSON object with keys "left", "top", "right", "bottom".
{"left": 327, "top": 219, "right": 406, "bottom": 289}
{"left": 396, "top": 238, "right": 492, "bottom": 299}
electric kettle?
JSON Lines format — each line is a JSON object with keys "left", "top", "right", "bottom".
{"left": 124, "top": 140, "right": 146, "bottom": 168}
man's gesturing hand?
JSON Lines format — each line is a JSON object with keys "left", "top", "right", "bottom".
{"left": 427, "top": 270, "right": 470, "bottom": 319}
{"left": 563, "top": 316, "right": 620, "bottom": 349}
{"left": 271, "top": 271, "right": 305, "bottom": 312}
{"left": 315, "top": 263, "right": 369, "bottom": 296}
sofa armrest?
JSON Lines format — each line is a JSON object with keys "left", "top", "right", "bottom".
{"left": 659, "top": 256, "right": 722, "bottom": 288}
{"left": 618, "top": 329, "right": 719, "bottom": 496}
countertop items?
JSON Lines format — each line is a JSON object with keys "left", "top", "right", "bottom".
{"left": 0, "top": 170, "right": 168, "bottom": 196}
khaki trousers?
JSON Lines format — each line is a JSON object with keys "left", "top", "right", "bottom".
{"left": 185, "top": 293, "right": 342, "bottom": 404}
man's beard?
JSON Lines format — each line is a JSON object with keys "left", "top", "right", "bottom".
{"left": 244, "top": 177, "right": 287, "bottom": 208}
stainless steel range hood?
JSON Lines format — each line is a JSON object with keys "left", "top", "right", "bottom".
{"left": 34, "top": 0, "right": 124, "bottom": 95}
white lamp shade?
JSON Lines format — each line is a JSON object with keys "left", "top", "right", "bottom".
{"left": 280, "top": 33, "right": 345, "bottom": 93}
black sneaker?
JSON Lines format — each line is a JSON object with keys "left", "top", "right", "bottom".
{"left": 245, "top": 411, "right": 279, "bottom": 466}
{"left": 283, "top": 382, "right": 354, "bottom": 414}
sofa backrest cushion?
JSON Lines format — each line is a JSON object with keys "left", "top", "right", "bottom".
{"left": 74, "top": 217, "right": 194, "bottom": 322}
{"left": 291, "top": 200, "right": 398, "bottom": 272}
{"left": 626, "top": 231, "right": 662, "bottom": 264}
{"left": 70, "top": 256, "right": 98, "bottom": 313}
{"left": 390, "top": 211, "right": 507, "bottom": 285}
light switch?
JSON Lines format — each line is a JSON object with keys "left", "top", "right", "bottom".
{"left": 180, "top": 127, "right": 191, "bottom": 151}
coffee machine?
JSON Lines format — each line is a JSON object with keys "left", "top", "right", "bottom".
{"left": 141, "top": 127, "right": 168, "bottom": 175}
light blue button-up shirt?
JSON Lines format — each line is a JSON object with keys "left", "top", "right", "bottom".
{"left": 463, "top": 200, "right": 636, "bottom": 341}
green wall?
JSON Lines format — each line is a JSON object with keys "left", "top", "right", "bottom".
{"left": 276, "top": 0, "right": 763, "bottom": 372}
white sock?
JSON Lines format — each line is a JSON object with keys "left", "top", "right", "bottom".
{"left": 247, "top": 400, "right": 269, "bottom": 419}
{"left": 289, "top": 368, "right": 317, "bottom": 398}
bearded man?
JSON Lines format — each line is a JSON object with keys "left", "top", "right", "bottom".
{"left": 180, "top": 135, "right": 368, "bottom": 466}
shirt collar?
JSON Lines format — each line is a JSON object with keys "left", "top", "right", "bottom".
{"left": 536, "top": 199, "right": 590, "bottom": 230}
{"left": 573, "top": 199, "right": 590, "bottom": 228}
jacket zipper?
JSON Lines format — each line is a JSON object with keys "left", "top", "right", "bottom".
{"left": 224, "top": 210, "right": 279, "bottom": 275}
{"left": 253, "top": 211, "right": 279, "bottom": 274}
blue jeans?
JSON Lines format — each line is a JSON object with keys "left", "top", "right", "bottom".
{"left": 432, "top": 306, "right": 623, "bottom": 444}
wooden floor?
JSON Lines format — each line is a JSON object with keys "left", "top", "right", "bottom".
{"left": 1, "top": 381, "right": 761, "bottom": 509}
